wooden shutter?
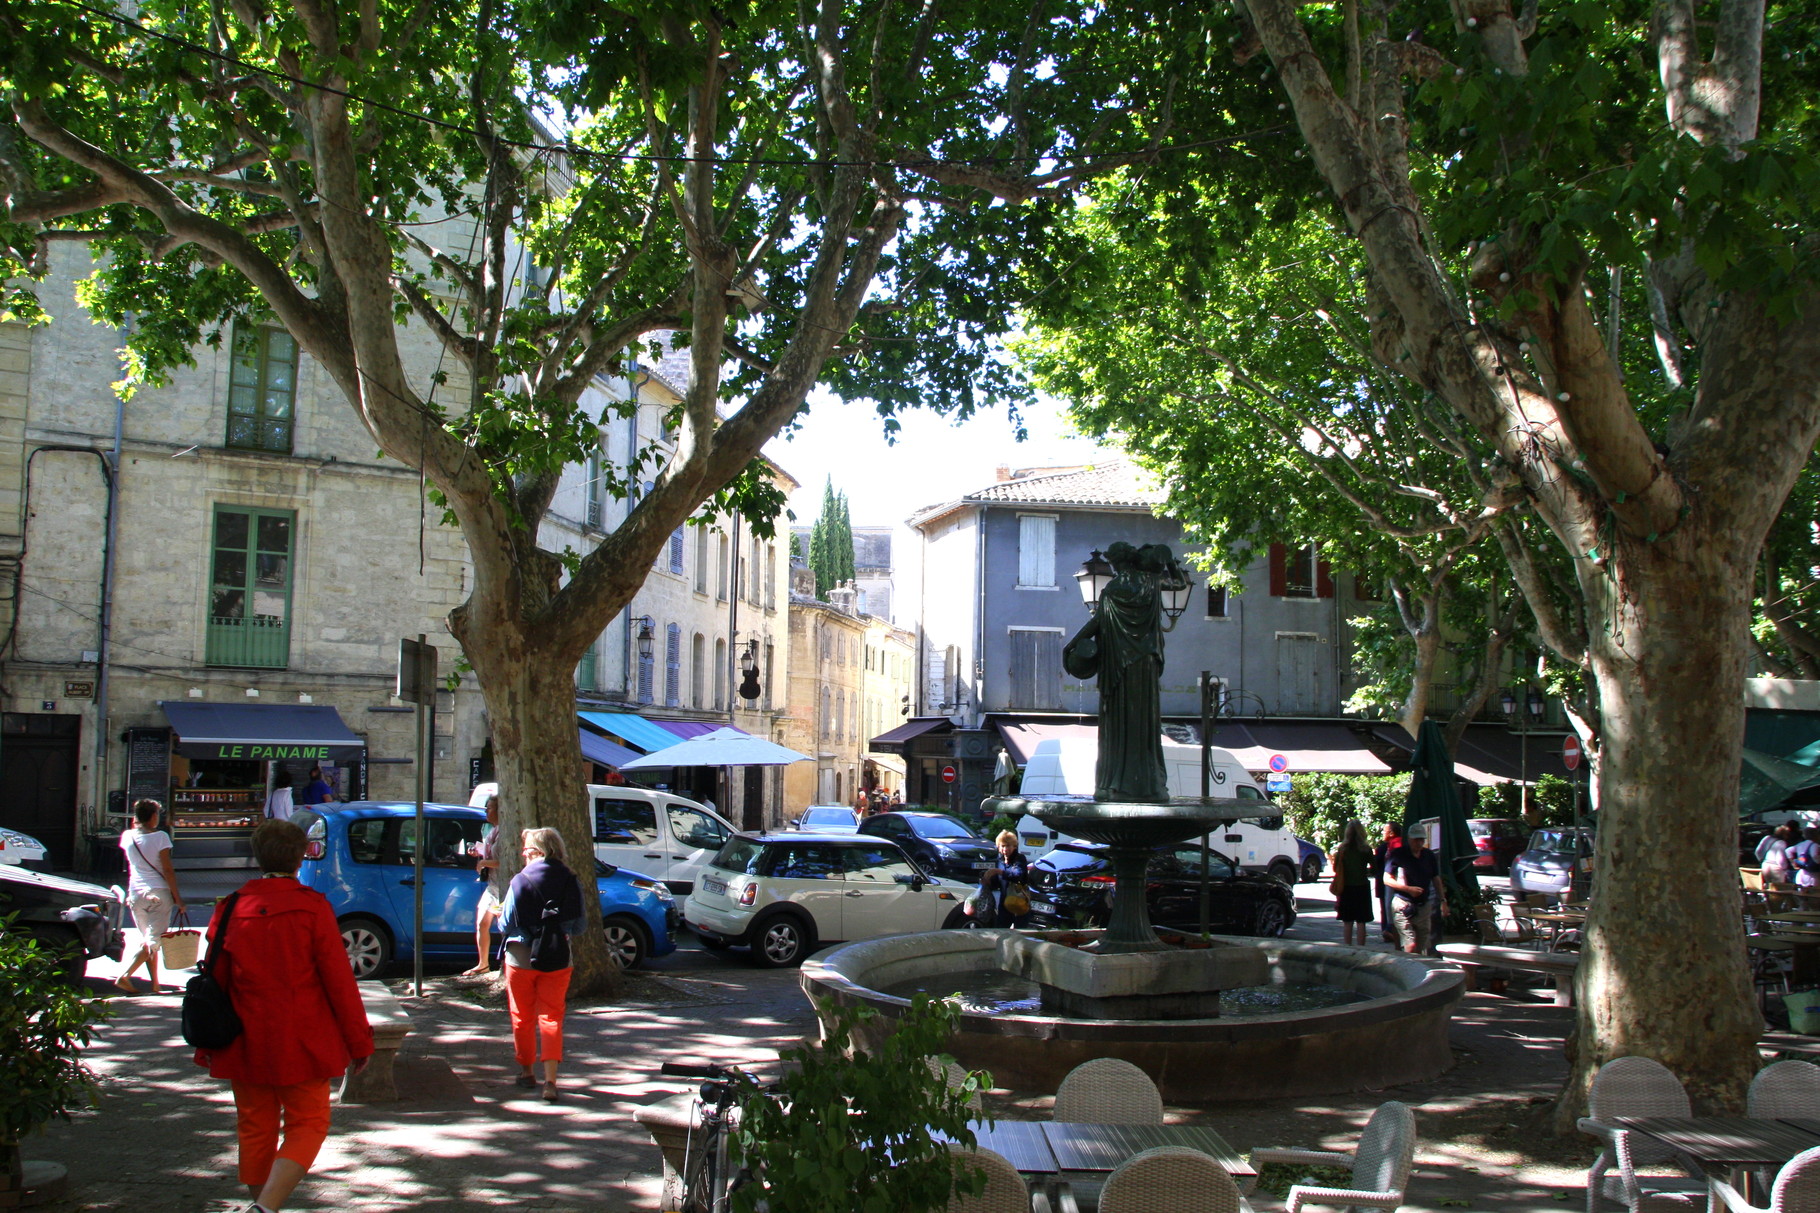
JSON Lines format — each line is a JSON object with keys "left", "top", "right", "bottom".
{"left": 1018, "top": 516, "right": 1056, "bottom": 587}
{"left": 1269, "top": 544, "right": 1287, "bottom": 597}
{"left": 1316, "top": 557, "right": 1335, "bottom": 599}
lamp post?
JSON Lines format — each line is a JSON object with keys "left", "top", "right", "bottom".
{"left": 1500, "top": 686, "right": 1547, "bottom": 823}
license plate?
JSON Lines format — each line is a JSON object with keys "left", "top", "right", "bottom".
{"left": 1021, "top": 834, "right": 1046, "bottom": 847}
{"left": 973, "top": 861, "right": 994, "bottom": 871}
{"left": 701, "top": 876, "right": 726, "bottom": 896}
{"left": 1030, "top": 900, "right": 1057, "bottom": 915}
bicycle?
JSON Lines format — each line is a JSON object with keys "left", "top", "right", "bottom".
{"left": 661, "top": 1061, "right": 761, "bottom": 1213}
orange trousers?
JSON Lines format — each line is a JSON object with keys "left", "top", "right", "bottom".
{"left": 505, "top": 962, "right": 571, "bottom": 1066}
{"left": 230, "top": 1078, "right": 332, "bottom": 1187}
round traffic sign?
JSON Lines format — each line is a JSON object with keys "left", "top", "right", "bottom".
{"left": 1562, "top": 736, "right": 1582, "bottom": 771}
{"left": 1268, "top": 754, "right": 1289, "bottom": 773}
{"left": 940, "top": 765, "right": 958, "bottom": 784}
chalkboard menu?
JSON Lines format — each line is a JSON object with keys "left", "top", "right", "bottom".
{"left": 124, "top": 726, "right": 172, "bottom": 808}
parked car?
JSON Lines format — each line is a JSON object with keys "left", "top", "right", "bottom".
{"left": 1510, "top": 827, "right": 1595, "bottom": 898}
{"left": 1295, "top": 837, "right": 1326, "bottom": 883}
{"left": 1026, "top": 841, "right": 1298, "bottom": 937}
{"left": 0, "top": 863, "right": 125, "bottom": 981}
{"left": 0, "top": 827, "right": 49, "bottom": 866}
{"left": 790, "top": 805, "right": 862, "bottom": 834}
{"left": 1467, "top": 818, "right": 1527, "bottom": 874}
{"left": 856, "top": 811, "right": 999, "bottom": 881}
{"left": 469, "top": 781, "right": 736, "bottom": 894}
{"left": 684, "top": 832, "right": 970, "bottom": 967}
{"left": 294, "top": 801, "right": 677, "bottom": 978}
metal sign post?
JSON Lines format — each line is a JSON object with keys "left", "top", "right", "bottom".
{"left": 397, "top": 635, "right": 437, "bottom": 997}
{"left": 1199, "top": 671, "right": 1213, "bottom": 941}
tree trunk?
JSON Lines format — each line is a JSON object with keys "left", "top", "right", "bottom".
{"left": 1557, "top": 520, "right": 1759, "bottom": 1126}
{"left": 455, "top": 616, "right": 619, "bottom": 998}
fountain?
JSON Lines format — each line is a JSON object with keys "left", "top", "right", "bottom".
{"left": 798, "top": 541, "right": 1463, "bottom": 1099}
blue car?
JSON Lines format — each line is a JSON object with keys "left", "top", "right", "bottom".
{"left": 293, "top": 802, "right": 677, "bottom": 979}
{"left": 1295, "top": 836, "right": 1327, "bottom": 884}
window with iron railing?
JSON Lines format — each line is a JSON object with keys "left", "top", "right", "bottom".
{"left": 206, "top": 505, "right": 294, "bottom": 668}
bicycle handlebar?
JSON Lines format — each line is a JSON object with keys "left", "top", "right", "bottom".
{"left": 661, "top": 1061, "right": 738, "bottom": 1079}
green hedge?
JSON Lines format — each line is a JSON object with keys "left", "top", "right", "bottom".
{"left": 1278, "top": 773, "right": 1412, "bottom": 852}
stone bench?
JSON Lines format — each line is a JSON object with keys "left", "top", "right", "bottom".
{"left": 1436, "top": 943, "right": 1580, "bottom": 1007}
{"left": 339, "top": 982, "right": 413, "bottom": 1102}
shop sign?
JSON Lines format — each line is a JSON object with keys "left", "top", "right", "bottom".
{"left": 195, "top": 743, "right": 335, "bottom": 760}
{"left": 64, "top": 680, "right": 95, "bottom": 699}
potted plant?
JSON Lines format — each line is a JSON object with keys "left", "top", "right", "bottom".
{"left": 0, "top": 917, "right": 110, "bottom": 1206}
{"left": 733, "top": 996, "right": 988, "bottom": 1213}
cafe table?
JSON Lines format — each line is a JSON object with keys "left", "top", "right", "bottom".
{"left": 1616, "top": 1116, "right": 1820, "bottom": 1200}
{"left": 937, "top": 1119, "right": 1257, "bottom": 1207}
{"left": 1526, "top": 909, "right": 1587, "bottom": 951}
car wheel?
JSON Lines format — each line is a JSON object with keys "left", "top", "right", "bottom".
{"left": 750, "top": 912, "right": 815, "bottom": 968}
{"left": 1252, "top": 899, "right": 1290, "bottom": 937}
{"left": 1268, "top": 860, "right": 1299, "bottom": 887}
{"left": 602, "top": 915, "right": 651, "bottom": 970}
{"left": 27, "top": 925, "right": 86, "bottom": 983}
{"left": 942, "top": 906, "right": 978, "bottom": 930}
{"left": 1300, "top": 855, "right": 1323, "bottom": 883}
{"left": 339, "top": 916, "right": 393, "bottom": 979}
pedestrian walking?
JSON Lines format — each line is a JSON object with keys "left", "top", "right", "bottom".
{"left": 1384, "top": 825, "right": 1447, "bottom": 956}
{"left": 116, "top": 798, "right": 185, "bottom": 993}
{"left": 462, "top": 794, "right": 504, "bottom": 976}
{"left": 1330, "top": 819, "right": 1375, "bottom": 947}
{"left": 195, "top": 819, "right": 374, "bottom": 1213}
{"left": 499, "top": 827, "right": 585, "bottom": 1103}
{"left": 1371, "top": 821, "right": 1401, "bottom": 943}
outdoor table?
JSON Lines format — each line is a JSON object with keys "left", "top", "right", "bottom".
{"left": 947, "top": 1120, "right": 1059, "bottom": 1175}
{"left": 1527, "top": 909, "right": 1586, "bottom": 951}
{"left": 1617, "top": 1116, "right": 1820, "bottom": 1200}
{"left": 939, "top": 1119, "right": 1257, "bottom": 1209}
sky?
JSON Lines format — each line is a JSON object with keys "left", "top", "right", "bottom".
{"left": 761, "top": 390, "right": 1116, "bottom": 529}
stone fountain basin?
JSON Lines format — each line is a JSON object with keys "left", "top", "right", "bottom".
{"left": 1017, "top": 795, "right": 1259, "bottom": 848}
{"left": 800, "top": 930, "right": 1465, "bottom": 1102}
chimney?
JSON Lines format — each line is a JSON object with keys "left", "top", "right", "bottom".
{"left": 995, "top": 465, "right": 1012, "bottom": 482}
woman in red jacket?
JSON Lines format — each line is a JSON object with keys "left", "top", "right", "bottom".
{"left": 195, "top": 819, "right": 375, "bottom": 1213}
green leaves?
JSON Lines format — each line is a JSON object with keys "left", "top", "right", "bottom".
{"left": 0, "top": 915, "right": 112, "bottom": 1143}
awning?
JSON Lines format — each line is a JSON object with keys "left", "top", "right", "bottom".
{"left": 1205, "top": 720, "right": 1392, "bottom": 776}
{"left": 578, "top": 729, "right": 641, "bottom": 770}
{"left": 866, "top": 754, "right": 907, "bottom": 776}
{"left": 868, "top": 717, "right": 953, "bottom": 755}
{"left": 158, "top": 701, "right": 365, "bottom": 763}
{"left": 993, "top": 719, "right": 1099, "bottom": 766}
{"left": 578, "top": 710, "right": 751, "bottom": 755}
{"left": 1369, "top": 723, "right": 1584, "bottom": 786}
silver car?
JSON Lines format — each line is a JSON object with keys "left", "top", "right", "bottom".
{"left": 1510, "top": 828, "right": 1594, "bottom": 898}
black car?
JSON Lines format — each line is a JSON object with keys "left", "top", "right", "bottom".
{"left": 1026, "top": 841, "right": 1297, "bottom": 937}
{"left": 0, "top": 863, "right": 126, "bottom": 981}
{"left": 856, "top": 811, "right": 999, "bottom": 882}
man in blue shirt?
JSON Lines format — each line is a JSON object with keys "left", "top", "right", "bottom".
{"left": 296, "top": 764, "right": 336, "bottom": 806}
{"left": 1384, "top": 825, "right": 1447, "bottom": 955}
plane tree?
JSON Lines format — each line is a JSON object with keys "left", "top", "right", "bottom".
{"left": 1023, "top": 0, "right": 1820, "bottom": 1115}
{"left": 0, "top": 0, "right": 1188, "bottom": 989}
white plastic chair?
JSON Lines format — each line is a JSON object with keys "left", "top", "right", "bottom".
{"left": 1577, "top": 1057, "right": 1706, "bottom": 1213}
{"left": 1098, "top": 1145, "right": 1253, "bottom": 1213}
{"left": 1749, "top": 1061, "right": 1820, "bottom": 1120}
{"left": 1052, "top": 1058, "right": 1164, "bottom": 1125}
{"left": 941, "top": 1143, "right": 1032, "bottom": 1213}
{"left": 1250, "top": 1100, "right": 1416, "bottom": 1213}
{"left": 1710, "top": 1144, "right": 1820, "bottom": 1213}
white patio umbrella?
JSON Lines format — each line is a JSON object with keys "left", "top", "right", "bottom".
{"left": 617, "top": 726, "right": 812, "bottom": 769}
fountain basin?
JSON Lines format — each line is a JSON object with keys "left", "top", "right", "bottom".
{"left": 800, "top": 930, "right": 1465, "bottom": 1102}
{"left": 999, "top": 931, "right": 1268, "bottom": 1019}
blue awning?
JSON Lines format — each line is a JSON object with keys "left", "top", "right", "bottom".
{"left": 578, "top": 728, "right": 641, "bottom": 770}
{"left": 579, "top": 710, "right": 687, "bottom": 754}
{"left": 158, "top": 701, "right": 366, "bottom": 763}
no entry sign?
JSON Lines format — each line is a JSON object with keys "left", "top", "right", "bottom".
{"left": 1563, "top": 736, "right": 1582, "bottom": 771}
{"left": 1268, "top": 754, "right": 1289, "bottom": 773}
{"left": 940, "top": 765, "right": 958, "bottom": 784}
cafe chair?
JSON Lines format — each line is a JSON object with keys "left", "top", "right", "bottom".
{"left": 1052, "top": 1058, "right": 1164, "bottom": 1125}
{"left": 1097, "top": 1146, "right": 1253, "bottom": 1213}
{"left": 1709, "top": 1143, "right": 1820, "bottom": 1213}
{"left": 1749, "top": 1060, "right": 1820, "bottom": 1119}
{"left": 940, "top": 1144, "right": 1033, "bottom": 1213}
{"left": 1250, "top": 1100, "right": 1416, "bottom": 1213}
{"left": 1578, "top": 1057, "right": 1706, "bottom": 1213}
{"left": 928, "top": 1058, "right": 987, "bottom": 1113}
{"left": 1474, "top": 904, "right": 1539, "bottom": 947}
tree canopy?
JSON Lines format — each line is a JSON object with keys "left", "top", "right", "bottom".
{"left": 807, "top": 478, "right": 855, "bottom": 599}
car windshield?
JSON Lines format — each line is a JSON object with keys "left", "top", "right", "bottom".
{"left": 908, "top": 816, "right": 978, "bottom": 840}
{"left": 1531, "top": 829, "right": 1588, "bottom": 853}
{"left": 802, "top": 808, "right": 855, "bottom": 826}
{"left": 710, "top": 837, "right": 768, "bottom": 875}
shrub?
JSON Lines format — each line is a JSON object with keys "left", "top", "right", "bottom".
{"left": 1279, "top": 773, "right": 1412, "bottom": 851}
{"left": 733, "top": 996, "right": 988, "bottom": 1213}
{"left": 1476, "top": 774, "right": 1579, "bottom": 827}
{"left": 0, "top": 916, "right": 110, "bottom": 1150}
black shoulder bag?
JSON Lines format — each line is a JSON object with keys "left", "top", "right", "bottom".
{"left": 181, "top": 891, "right": 245, "bottom": 1049}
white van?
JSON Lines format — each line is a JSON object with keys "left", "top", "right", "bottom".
{"left": 1008, "top": 738, "right": 1302, "bottom": 884}
{"left": 468, "top": 782, "right": 736, "bottom": 894}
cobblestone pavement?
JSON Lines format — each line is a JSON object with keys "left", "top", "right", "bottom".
{"left": 22, "top": 878, "right": 1622, "bottom": 1212}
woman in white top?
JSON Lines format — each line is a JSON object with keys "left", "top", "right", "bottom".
{"left": 266, "top": 767, "right": 295, "bottom": 822}
{"left": 117, "top": 798, "right": 185, "bottom": 993}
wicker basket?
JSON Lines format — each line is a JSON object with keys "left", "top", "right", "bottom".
{"left": 160, "top": 927, "right": 202, "bottom": 970}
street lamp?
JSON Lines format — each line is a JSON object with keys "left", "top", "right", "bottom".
{"left": 635, "top": 616, "right": 655, "bottom": 661}
{"left": 1074, "top": 550, "right": 1114, "bottom": 610}
{"left": 1158, "top": 556, "right": 1193, "bottom": 633}
{"left": 738, "top": 639, "right": 761, "bottom": 701}
{"left": 1501, "top": 686, "right": 1547, "bottom": 823}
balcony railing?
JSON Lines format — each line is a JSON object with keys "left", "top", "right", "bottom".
{"left": 206, "top": 615, "right": 290, "bottom": 668}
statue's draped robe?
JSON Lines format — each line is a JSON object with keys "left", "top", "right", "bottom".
{"left": 1063, "top": 571, "right": 1166, "bottom": 803}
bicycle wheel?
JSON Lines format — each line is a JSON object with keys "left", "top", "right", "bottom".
{"left": 679, "top": 1122, "right": 722, "bottom": 1213}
